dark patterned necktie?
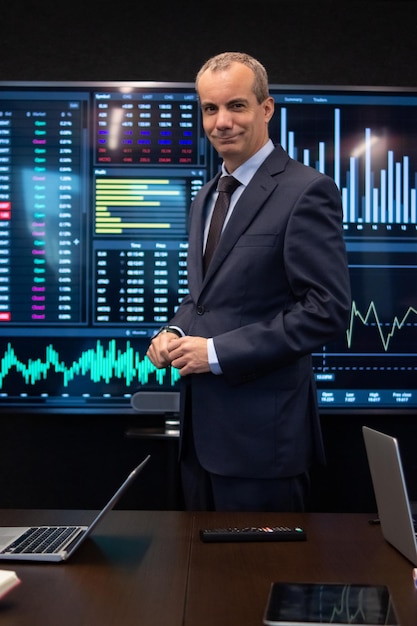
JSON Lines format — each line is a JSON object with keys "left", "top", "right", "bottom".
{"left": 203, "top": 175, "right": 241, "bottom": 274}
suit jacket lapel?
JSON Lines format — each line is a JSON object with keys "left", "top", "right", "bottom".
{"left": 187, "top": 176, "right": 219, "bottom": 292}
{"left": 188, "top": 146, "right": 289, "bottom": 289}
{"left": 202, "top": 148, "right": 287, "bottom": 281}
{"left": 212, "top": 169, "right": 277, "bottom": 265}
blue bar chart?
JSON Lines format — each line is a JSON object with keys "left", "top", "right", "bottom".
{"left": 276, "top": 105, "right": 417, "bottom": 225}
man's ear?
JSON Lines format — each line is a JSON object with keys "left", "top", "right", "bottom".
{"left": 264, "top": 96, "right": 275, "bottom": 123}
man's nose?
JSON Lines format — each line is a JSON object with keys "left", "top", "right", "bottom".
{"left": 215, "top": 107, "right": 233, "bottom": 128}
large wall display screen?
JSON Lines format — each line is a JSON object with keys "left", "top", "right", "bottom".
{"left": 0, "top": 81, "right": 415, "bottom": 411}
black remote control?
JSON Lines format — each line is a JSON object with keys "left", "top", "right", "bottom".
{"left": 199, "top": 525, "right": 306, "bottom": 543}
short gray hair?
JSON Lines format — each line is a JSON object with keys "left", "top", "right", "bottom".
{"left": 195, "top": 52, "right": 270, "bottom": 104}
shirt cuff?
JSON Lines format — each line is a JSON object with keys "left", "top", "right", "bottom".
{"left": 207, "top": 338, "right": 222, "bottom": 375}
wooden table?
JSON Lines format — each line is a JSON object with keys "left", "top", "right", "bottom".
{"left": 0, "top": 510, "right": 416, "bottom": 625}
{"left": 0, "top": 509, "right": 191, "bottom": 625}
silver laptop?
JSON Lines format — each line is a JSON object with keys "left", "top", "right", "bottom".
{"left": 362, "top": 425, "right": 417, "bottom": 566}
{"left": 0, "top": 454, "right": 150, "bottom": 563}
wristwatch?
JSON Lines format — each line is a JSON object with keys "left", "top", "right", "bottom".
{"left": 156, "top": 325, "right": 182, "bottom": 338}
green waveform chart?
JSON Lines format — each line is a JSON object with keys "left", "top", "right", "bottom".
{"left": 0, "top": 340, "right": 180, "bottom": 388}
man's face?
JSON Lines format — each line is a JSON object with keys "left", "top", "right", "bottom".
{"left": 197, "top": 62, "right": 274, "bottom": 171}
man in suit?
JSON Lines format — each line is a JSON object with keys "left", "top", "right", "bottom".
{"left": 147, "top": 52, "right": 351, "bottom": 511}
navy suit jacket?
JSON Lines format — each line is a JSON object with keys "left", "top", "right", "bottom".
{"left": 170, "top": 145, "right": 351, "bottom": 479}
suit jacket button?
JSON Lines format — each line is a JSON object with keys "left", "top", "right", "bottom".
{"left": 196, "top": 305, "right": 205, "bottom": 315}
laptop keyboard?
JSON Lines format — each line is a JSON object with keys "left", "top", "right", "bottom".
{"left": 1, "top": 526, "right": 81, "bottom": 554}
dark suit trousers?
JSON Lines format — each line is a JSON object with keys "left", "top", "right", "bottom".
{"left": 180, "top": 394, "right": 310, "bottom": 512}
